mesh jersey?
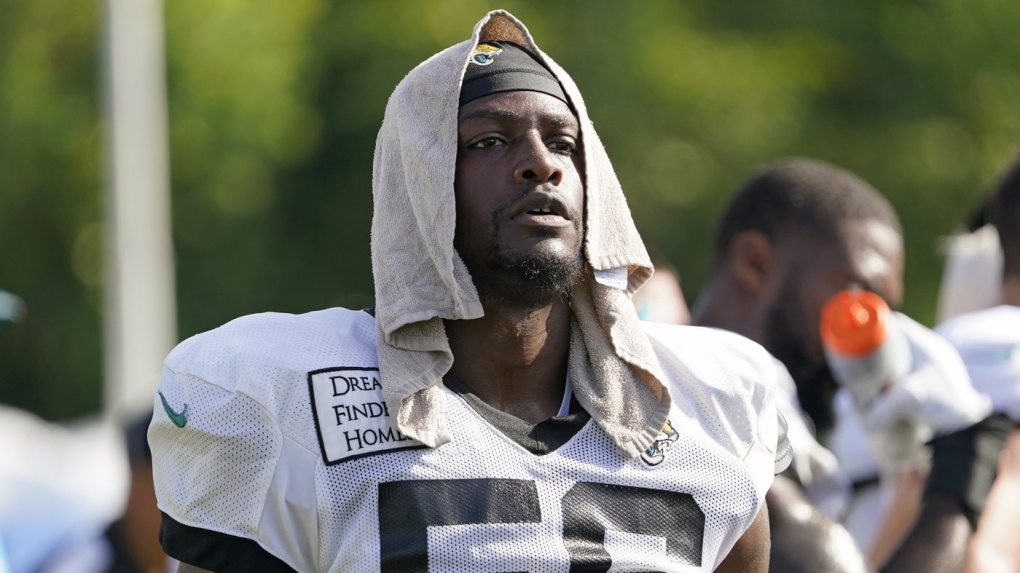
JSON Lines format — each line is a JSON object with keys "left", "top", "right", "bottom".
{"left": 770, "top": 358, "right": 884, "bottom": 553}
{"left": 149, "top": 308, "right": 789, "bottom": 573}
{"left": 771, "top": 359, "right": 854, "bottom": 519}
{"left": 936, "top": 305, "right": 1020, "bottom": 421}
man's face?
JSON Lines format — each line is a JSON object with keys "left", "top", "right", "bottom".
{"left": 453, "top": 90, "right": 585, "bottom": 302}
{"left": 764, "top": 219, "right": 903, "bottom": 434}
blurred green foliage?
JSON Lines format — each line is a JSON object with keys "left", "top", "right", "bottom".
{"left": 1, "top": 0, "right": 1018, "bottom": 420}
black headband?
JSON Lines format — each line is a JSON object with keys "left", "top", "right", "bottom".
{"left": 459, "top": 42, "right": 568, "bottom": 106}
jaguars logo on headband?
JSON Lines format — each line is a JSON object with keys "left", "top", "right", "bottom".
{"left": 469, "top": 43, "right": 502, "bottom": 66}
{"left": 641, "top": 420, "right": 680, "bottom": 466}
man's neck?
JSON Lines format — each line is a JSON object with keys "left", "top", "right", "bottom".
{"left": 444, "top": 297, "right": 572, "bottom": 424}
{"left": 690, "top": 282, "right": 765, "bottom": 345}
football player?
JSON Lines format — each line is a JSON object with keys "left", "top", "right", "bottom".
{"left": 150, "top": 11, "right": 790, "bottom": 573}
{"left": 935, "top": 156, "right": 1020, "bottom": 572}
{"left": 691, "top": 157, "right": 996, "bottom": 572}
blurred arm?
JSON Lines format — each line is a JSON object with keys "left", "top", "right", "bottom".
{"left": 716, "top": 503, "right": 770, "bottom": 573}
{"left": 880, "top": 492, "right": 971, "bottom": 573}
{"left": 867, "top": 467, "right": 925, "bottom": 569}
{"left": 765, "top": 475, "right": 869, "bottom": 573}
{"left": 882, "top": 416, "right": 1013, "bottom": 572}
{"left": 966, "top": 427, "right": 1020, "bottom": 573}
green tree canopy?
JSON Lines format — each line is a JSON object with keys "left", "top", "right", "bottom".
{"left": 1, "top": 0, "right": 1018, "bottom": 420}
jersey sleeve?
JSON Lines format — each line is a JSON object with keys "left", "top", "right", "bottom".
{"left": 149, "top": 360, "right": 292, "bottom": 571}
{"left": 642, "top": 323, "right": 793, "bottom": 501}
{"left": 745, "top": 356, "right": 792, "bottom": 500}
{"left": 159, "top": 511, "right": 296, "bottom": 572}
{"left": 775, "top": 409, "right": 793, "bottom": 474}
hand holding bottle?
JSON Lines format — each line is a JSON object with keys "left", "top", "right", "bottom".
{"left": 821, "top": 290, "right": 990, "bottom": 438}
{"left": 863, "top": 312, "right": 990, "bottom": 436}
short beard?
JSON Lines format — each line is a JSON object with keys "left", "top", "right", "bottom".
{"left": 480, "top": 241, "right": 585, "bottom": 305}
{"left": 455, "top": 198, "right": 586, "bottom": 306}
{"left": 764, "top": 278, "right": 838, "bottom": 437}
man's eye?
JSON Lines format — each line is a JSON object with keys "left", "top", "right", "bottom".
{"left": 468, "top": 136, "right": 506, "bottom": 148}
{"left": 548, "top": 139, "right": 577, "bottom": 154}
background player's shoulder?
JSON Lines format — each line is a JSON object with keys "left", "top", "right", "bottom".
{"left": 933, "top": 307, "right": 985, "bottom": 341}
{"left": 936, "top": 305, "right": 1020, "bottom": 346}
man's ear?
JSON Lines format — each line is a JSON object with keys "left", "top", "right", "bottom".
{"left": 727, "top": 230, "right": 775, "bottom": 293}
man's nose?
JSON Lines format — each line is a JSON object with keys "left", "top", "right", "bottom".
{"left": 513, "top": 137, "right": 562, "bottom": 185}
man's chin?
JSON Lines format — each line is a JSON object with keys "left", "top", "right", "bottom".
{"left": 482, "top": 247, "right": 584, "bottom": 304}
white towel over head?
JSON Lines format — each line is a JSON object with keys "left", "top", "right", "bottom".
{"left": 371, "top": 9, "right": 671, "bottom": 458}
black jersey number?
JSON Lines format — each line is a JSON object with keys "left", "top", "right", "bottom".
{"left": 378, "top": 478, "right": 705, "bottom": 572}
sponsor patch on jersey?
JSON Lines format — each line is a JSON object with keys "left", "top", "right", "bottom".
{"left": 641, "top": 419, "right": 679, "bottom": 466}
{"left": 308, "top": 367, "right": 425, "bottom": 464}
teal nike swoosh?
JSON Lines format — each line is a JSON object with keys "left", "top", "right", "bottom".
{"left": 159, "top": 391, "right": 188, "bottom": 428}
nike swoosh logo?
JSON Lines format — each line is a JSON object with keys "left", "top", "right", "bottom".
{"left": 159, "top": 391, "right": 188, "bottom": 428}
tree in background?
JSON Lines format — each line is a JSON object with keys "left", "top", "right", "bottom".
{"left": 1, "top": 0, "right": 1018, "bottom": 420}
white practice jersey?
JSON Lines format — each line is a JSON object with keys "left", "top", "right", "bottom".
{"left": 771, "top": 360, "right": 854, "bottom": 519}
{"left": 770, "top": 359, "right": 885, "bottom": 552}
{"left": 149, "top": 308, "right": 789, "bottom": 573}
{"left": 936, "top": 305, "right": 1020, "bottom": 421}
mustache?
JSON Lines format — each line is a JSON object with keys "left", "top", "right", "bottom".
{"left": 490, "top": 192, "right": 584, "bottom": 231}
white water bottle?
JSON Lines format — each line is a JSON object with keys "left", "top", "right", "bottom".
{"left": 820, "top": 290, "right": 923, "bottom": 473}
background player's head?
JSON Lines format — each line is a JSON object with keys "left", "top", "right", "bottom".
{"left": 988, "top": 155, "right": 1020, "bottom": 283}
{"left": 698, "top": 157, "right": 903, "bottom": 433}
{"left": 453, "top": 41, "right": 585, "bottom": 304}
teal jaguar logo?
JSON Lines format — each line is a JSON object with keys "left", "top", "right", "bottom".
{"left": 641, "top": 420, "right": 679, "bottom": 466}
{"left": 469, "top": 43, "right": 502, "bottom": 66}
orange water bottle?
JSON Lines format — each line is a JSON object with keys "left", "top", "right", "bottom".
{"left": 820, "top": 290, "right": 921, "bottom": 472}
{"left": 820, "top": 290, "right": 912, "bottom": 409}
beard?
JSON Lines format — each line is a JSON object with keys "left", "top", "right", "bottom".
{"left": 764, "top": 280, "right": 838, "bottom": 437}
{"left": 480, "top": 235, "right": 585, "bottom": 305}
{"left": 454, "top": 196, "right": 586, "bottom": 305}
{"left": 456, "top": 201, "right": 586, "bottom": 305}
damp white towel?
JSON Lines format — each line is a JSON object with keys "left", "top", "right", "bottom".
{"left": 371, "top": 10, "right": 670, "bottom": 458}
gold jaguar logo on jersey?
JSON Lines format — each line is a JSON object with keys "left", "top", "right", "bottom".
{"left": 469, "top": 43, "right": 502, "bottom": 66}
{"left": 641, "top": 420, "right": 679, "bottom": 466}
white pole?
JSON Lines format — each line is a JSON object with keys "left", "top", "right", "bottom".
{"left": 102, "top": 0, "right": 176, "bottom": 422}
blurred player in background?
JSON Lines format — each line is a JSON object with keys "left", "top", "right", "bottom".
{"left": 40, "top": 411, "right": 176, "bottom": 573}
{"left": 149, "top": 10, "right": 789, "bottom": 572}
{"left": 691, "top": 157, "right": 996, "bottom": 572}
{"left": 935, "top": 196, "right": 1003, "bottom": 324}
{"left": 0, "top": 292, "right": 170, "bottom": 573}
{"left": 632, "top": 260, "right": 690, "bottom": 324}
{"left": 936, "top": 155, "right": 1020, "bottom": 572}
{"left": 96, "top": 412, "right": 174, "bottom": 573}
{"left": 0, "top": 289, "right": 25, "bottom": 326}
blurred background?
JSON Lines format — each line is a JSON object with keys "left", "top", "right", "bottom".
{"left": 1, "top": 0, "right": 1019, "bottom": 423}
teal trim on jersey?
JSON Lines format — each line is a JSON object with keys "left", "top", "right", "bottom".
{"left": 159, "top": 391, "right": 188, "bottom": 428}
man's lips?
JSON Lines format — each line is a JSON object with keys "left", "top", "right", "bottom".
{"left": 515, "top": 213, "right": 572, "bottom": 228}
{"left": 509, "top": 192, "right": 571, "bottom": 227}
